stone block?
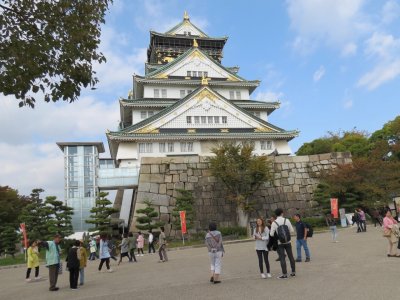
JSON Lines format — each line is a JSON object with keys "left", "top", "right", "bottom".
{"left": 165, "top": 175, "right": 172, "bottom": 183}
{"left": 150, "top": 174, "right": 164, "bottom": 183}
{"left": 319, "top": 153, "right": 331, "bottom": 161}
{"left": 170, "top": 163, "right": 187, "bottom": 171}
{"left": 193, "top": 169, "right": 202, "bottom": 176}
{"left": 136, "top": 192, "right": 158, "bottom": 203}
{"left": 172, "top": 174, "right": 180, "bottom": 182}
{"left": 187, "top": 168, "right": 193, "bottom": 176}
{"left": 281, "top": 170, "right": 289, "bottom": 178}
{"left": 185, "top": 182, "right": 194, "bottom": 190}
{"left": 166, "top": 183, "right": 174, "bottom": 190}
{"left": 320, "top": 160, "right": 329, "bottom": 165}
{"left": 150, "top": 183, "right": 159, "bottom": 194}
{"left": 169, "top": 198, "right": 176, "bottom": 206}
{"left": 153, "top": 194, "right": 170, "bottom": 206}
{"left": 197, "top": 163, "right": 209, "bottom": 169}
{"left": 139, "top": 173, "right": 151, "bottom": 183}
{"left": 159, "top": 184, "right": 167, "bottom": 194}
{"left": 141, "top": 157, "right": 162, "bottom": 164}
{"left": 160, "top": 213, "right": 170, "bottom": 223}
{"left": 283, "top": 186, "right": 292, "bottom": 193}
{"left": 188, "top": 176, "right": 199, "bottom": 182}
{"left": 150, "top": 164, "right": 160, "bottom": 174}
{"left": 160, "top": 206, "right": 169, "bottom": 214}
{"left": 159, "top": 164, "right": 166, "bottom": 173}
{"left": 292, "top": 155, "right": 309, "bottom": 163}
{"left": 282, "top": 163, "right": 289, "bottom": 170}
{"left": 287, "top": 177, "right": 295, "bottom": 185}
{"left": 293, "top": 185, "right": 300, "bottom": 192}
{"left": 138, "top": 182, "right": 151, "bottom": 192}
{"left": 174, "top": 182, "right": 185, "bottom": 190}
{"left": 140, "top": 165, "right": 151, "bottom": 174}
{"left": 133, "top": 202, "right": 148, "bottom": 216}
{"left": 179, "top": 172, "right": 188, "bottom": 182}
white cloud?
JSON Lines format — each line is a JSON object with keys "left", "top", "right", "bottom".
{"left": 364, "top": 32, "right": 400, "bottom": 59}
{"left": 343, "top": 99, "right": 353, "bottom": 109}
{"left": 341, "top": 42, "right": 358, "bottom": 56}
{"left": 313, "top": 65, "right": 326, "bottom": 82}
{"left": 286, "top": 0, "right": 370, "bottom": 52}
{"left": 382, "top": 0, "right": 400, "bottom": 24}
{"left": 358, "top": 59, "right": 400, "bottom": 90}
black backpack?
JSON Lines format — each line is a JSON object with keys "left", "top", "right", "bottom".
{"left": 274, "top": 219, "right": 291, "bottom": 243}
{"left": 305, "top": 223, "right": 314, "bottom": 238}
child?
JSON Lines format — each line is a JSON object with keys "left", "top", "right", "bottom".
{"left": 26, "top": 240, "right": 40, "bottom": 282}
{"left": 137, "top": 232, "right": 144, "bottom": 256}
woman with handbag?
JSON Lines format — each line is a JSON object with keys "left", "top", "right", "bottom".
{"left": 253, "top": 218, "right": 271, "bottom": 279}
{"left": 205, "top": 222, "right": 224, "bottom": 284}
{"left": 383, "top": 210, "right": 400, "bottom": 257}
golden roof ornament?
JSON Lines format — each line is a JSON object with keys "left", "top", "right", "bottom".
{"left": 184, "top": 11, "right": 190, "bottom": 20}
{"left": 193, "top": 38, "right": 198, "bottom": 48}
{"left": 201, "top": 74, "right": 208, "bottom": 85}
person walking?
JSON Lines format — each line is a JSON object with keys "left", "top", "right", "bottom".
{"left": 294, "top": 214, "right": 311, "bottom": 262}
{"left": 326, "top": 214, "right": 338, "bottom": 242}
{"left": 383, "top": 210, "right": 400, "bottom": 257}
{"left": 89, "top": 238, "right": 97, "bottom": 261}
{"left": 39, "top": 234, "right": 62, "bottom": 291}
{"left": 137, "top": 232, "right": 145, "bottom": 256}
{"left": 158, "top": 227, "right": 168, "bottom": 262}
{"left": 118, "top": 233, "right": 131, "bottom": 265}
{"left": 252, "top": 218, "right": 271, "bottom": 279}
{"left": 79, "top": 240, "right": 88, "bottom": 286}
{"left": 26, "top": 240, "right": 40, "bottom": 282}
{"left": 98, "top": 235, "right": 113, "bottom": 272}
{"left": 148, "top": 230, "right": 156, "bottom": 254}
{"left": 66, "top": 240, "right": 80, "bottom": 290}
{"left": 205, "top": 222, "right": 224, "bottom": 284}
{"left": 353, "top": 210, "right": 362, "bottom": 233}
{"left": 128, "top": 232, "right": 137, "bottom": 262}
{"left": 270, "top": 208, "right": 296, "bottom": 279}
{"left": 372, "top": 209, "right": 383, "bottom": 227}
{"left": 358, "top": 208, "right": 367, "bottom": 232}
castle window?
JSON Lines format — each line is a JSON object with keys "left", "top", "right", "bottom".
{"left": 204, "top": 71, "right": 208, "bottom": 77}
{"left": 198, "top": 71, "right": 203, "bottom": 77}
{"left": 192, "top": 71, "right": 197, "bottom": 77}
{"left": 253, "top": 111, "right": 261, "bottom": 118}
{"left": 187, "top": 71, "right": 191, "bottom": 77}
{"left": 222, "top": 116, "right": 227, "bottom": 124}
{"left": 154, "top": 89, "right": 160, "bottom": 98}
{"left": 187, "top": 90, "right": 192, "bottom": 94}
{"left": 180, "top": 142, "right": 194, "bottom": 152}
{"left": 180, "top": 90, "right": 186, "bottom": 98}
{"left": 161, "top": 89, "right": 167, "bottom": 98}
{"left": 260, "top": 141, "right": 266, "bottom": 150}
{"left": 236, "top": 91, "right": 241, "bottom": 100}
{"left": 267, "top": 141, "right": 272, "bottom": 150}
{"left": 139, "top": 143, "right": 153, "bottom": 153}
{"left": 168, "top": 142, "right": 174, "bottom": 152}
{"left": 140, "top": 111, "right": 147, "bottom": 119}
{"left": 194, "top": 116, "right": 200, "bottom": 124}
{"left": 201, "top": 116, "right": 206, "bottom": 124}
{"left": 159, "top": 143, "right": 166, "bottom": 153}
{"left": 186, "top": 116, "right": 192, "bottom": 124}
{"left": 229, "top": 91, "right": 235, "bottom": 99}
{"left": 214, "top": 116, "right": 220, "bottom": 124}
{"left": 208, "top": 116, "right": 213, "bottom": 124}
{"left": 148, "top": 111, "right": 154, "bottom": 117}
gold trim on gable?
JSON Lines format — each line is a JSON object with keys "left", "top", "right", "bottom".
{"left": 254, "top": 127, "right": 273, "bottom": 133}
{"left": 135, "top": 126, "right": 159, "bottom": 134}
{"left": 220, "top": 129, "right": 229, "bottom": 133}
{"left": 154, "top": 73, "right": 168, "bottom": 79}
{"left": 227, "top": 74, "right": 239, "bottom": 81}
{"left": 187, "top": 129, "right": 196, "bottom": 133}
{"left": 195, "top": 89, "right": 218, "bottom": 102}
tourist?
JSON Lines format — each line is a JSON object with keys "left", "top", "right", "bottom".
{"left": 158, "top": 227, "right": 168, "bottom": 262}
{"left": 108, "top": 238, "right": 118, "bottom": 261}
{"left": 148, "top": 229, "right": 156, "bottom": 254}
{"left": 89, "top": 238, "right": 97, "bottom": 261}
{"left": 294, "top": 214, "right": 311, "bottom": 262}
{"left": 66, "top": 240, "right": 80, "bottom": 290}
{"left": 79, "top": 240, "right": 88, "bottom": 286}
{"left": 128, "top": 232, "right": 137, "bottom": 262}
{"left": 39, "top": 234, "right": 62, "bottom": 291}
{"left": 372, "top": 209, "right": 383, "bottom": 227}
{"left": 326, "top": 214, "right": 338, "bottom": 242}
{"left": 353, "top": 210, "right": 362, "bottom": 233}
{"left": 252, "top": 218, "right": 271, "bottom": 279}
{"left": 205, "top": 222, "right": 224, "bottom": 284}
{"left": 383, "top": 210, "right": 400, "bottom": 257}
{"left": 270, "top": 208, "right": 296, "bottom": 279}
{"left": 118, "top": 233, "right": 131, "bottom": 265}
{"left": 137, "top": 232, "right": 145, "bottom": 256}
{"left": 26, "top": 240, "right": 40, "bottom": 282}
{"left": 358, "top": 208, "right": 367, "bottom": 232}
{"left": 98, "top": 234, "right": 113, "bottom": 272}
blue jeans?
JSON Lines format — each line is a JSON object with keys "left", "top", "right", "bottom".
{"left": 79, "top": 268, "right": 84, "bottom": 285}
{"left": 296, "top": 239, "right": 310, "bottom": 259}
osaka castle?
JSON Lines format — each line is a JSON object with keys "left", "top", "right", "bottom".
{"left": 107, "top": 12, "right": 298, "bottom": 166}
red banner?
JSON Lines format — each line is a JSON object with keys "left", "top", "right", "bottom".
{"left": 330, "top": 198, "right": 339, "bottom": 218}
{"left": 179, "top": 211, "right": 187, "bottom": 234}
{"left": 20, "top": 223, "right": 28, "bottom": 249}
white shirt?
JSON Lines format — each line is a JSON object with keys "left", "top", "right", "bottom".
{"left": 270, "top": 216, "right": 294, "bottom": 244}
{"left": 148, "top": 233, "right": 154, "bottom": 243}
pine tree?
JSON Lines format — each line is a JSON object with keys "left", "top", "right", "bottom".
{"left": 136, "top": 199, "right": 164, "bottom": 231}
{"left": 0, "top": 226, "right": 19, "bottom": 257}
{"left": 19, "top": 189, "right": 50, "bottom": 241}
{"left": 85, "top": 192, "right": 119, "bottom": 233}
{"left": 172, "top": 189, "right": 196, "bottom": 233}
{"left": 45, "top": 196, "right": 74, "bottom": 238}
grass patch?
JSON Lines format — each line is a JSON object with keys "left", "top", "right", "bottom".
{"left": 0, "top": 253, "right": 26, "bottom": 266}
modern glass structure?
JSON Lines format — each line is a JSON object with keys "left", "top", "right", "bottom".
{"left": 57, "top": 142, "right": 104, "bottom": 231}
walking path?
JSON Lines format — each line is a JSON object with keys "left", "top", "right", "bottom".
{"left": 0, "top": 226, "right": 394, "bottom": 300}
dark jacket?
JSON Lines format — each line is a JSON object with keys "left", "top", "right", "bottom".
{"left": 66, "top": 246, "right": 80, "bottom": 270}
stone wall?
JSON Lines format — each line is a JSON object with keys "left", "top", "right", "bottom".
{"left": 129, "top": 152, "right": 352, "bottom": 233}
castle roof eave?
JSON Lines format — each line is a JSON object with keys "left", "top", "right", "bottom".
{"left": 150, "top": 30, "right": 228, "bottom": 41}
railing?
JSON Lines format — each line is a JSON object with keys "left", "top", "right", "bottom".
{"left": 97, "top": 167, "right": 140, "bottom": 188}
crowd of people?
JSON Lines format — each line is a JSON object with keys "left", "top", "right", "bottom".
{"left": 24, "top": 206, "right": 397, "bottom": 291}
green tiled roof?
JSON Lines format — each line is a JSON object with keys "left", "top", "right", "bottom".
{"left": 151, "top": 31, "right": 228, "bottom": 41}
{"left": 164, "top": 19, "right": 209, "bottom": 37}
{"left": 111, "top": 86, "right": 293, "bottom": 136}
{"left": 145, "top": 47, "right": 246, "bottom": 81}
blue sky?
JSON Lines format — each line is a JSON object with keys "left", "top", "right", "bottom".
{"left": 1, "top": 0, "right": 400, "bottom": 198}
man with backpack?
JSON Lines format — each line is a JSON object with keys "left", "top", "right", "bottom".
{"left": 270, "top": 208, "right": 296, "bottom": 279}
{"left": 294, "top": 214, "right": 311, "bottom": 263}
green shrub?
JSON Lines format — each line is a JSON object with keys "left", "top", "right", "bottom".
{"left": 219, "top": 226, "right": 247, "bottom": 237}
{"left": 299, "top": 217, "right": 327, "bottom": 228}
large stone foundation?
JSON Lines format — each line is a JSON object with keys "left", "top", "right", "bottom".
{"left": 129, "top": 152, "right": 352, "bottom": 234}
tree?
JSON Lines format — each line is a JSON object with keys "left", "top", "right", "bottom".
{"left": 0, "top": 226, "right": 19, "bottom": 258}
{"left": 172, "top": 189, "right": 196, "bottom": 235}
{"left": 0, "top": 186, "right": 28, "bottom": 227}
{"left": 86, "top": 192, "right": 119, "bottom": 233}
{"left": 0, "top": 0, "right": 112, "bottom": 107}
{"left": 19, "top": 189, "right": 50, "bottom": 241}
{"left": 45, "top": 196, "right": 74, "bottom": 239}
{"left": 208, "top": 142, "right": 273, "bottom": 227}
{"left": 136, "top": 199, "right": 164, "bottom": 232}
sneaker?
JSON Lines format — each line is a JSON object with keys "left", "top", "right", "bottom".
{"left": 213, "top": 281, "right": 221, "bottom": 284}
{"left": 107, "top": 269, "right": 113, "bottom": 273}
{"left": 71, "top": 288, "right": 78, "bottom": 290}
{"left": 305, "top": 258, "right": 310, "bottom": 262}
{"left": 79, "top": 283, "right": 84, "bottom": 286}
{"left": 266, "top": 273, "right": 272, "bottom": 278}
{"left": 295, "top": 258, "right": 302, "bottom": 262}
{"left": 290, "top": 273, "right": 296, "bottom": 277}
{"left": 261, "top": 273, "right": 266, "bottom": 279}
{"left": 210, "top": 276, "right": 214, "bottom": 283}
{"left": 49, "top": 287, "right": 59, "bottom": 291}
{"left": 25, "top": 278, "right": 32, "bottom": 282}
{"left": 34, "top": 276, "right": 41, "bottom": 280}
{"left": 158, "top": 260, "right": 165, "bottom": 263}
{"left": 277, "top": 275, "right": 288, "bottom": 279}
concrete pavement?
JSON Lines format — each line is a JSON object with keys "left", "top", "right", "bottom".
{"left": 0, "top": 226, "right": 395, "bottom": 300}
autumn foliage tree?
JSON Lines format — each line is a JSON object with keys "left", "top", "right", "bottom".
{"left": 208, "top": 142, "right": 273, "bottom": 227}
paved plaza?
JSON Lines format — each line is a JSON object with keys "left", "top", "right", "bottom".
{"left": 0, "top": 227, "right": 396, "bottom": 300}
